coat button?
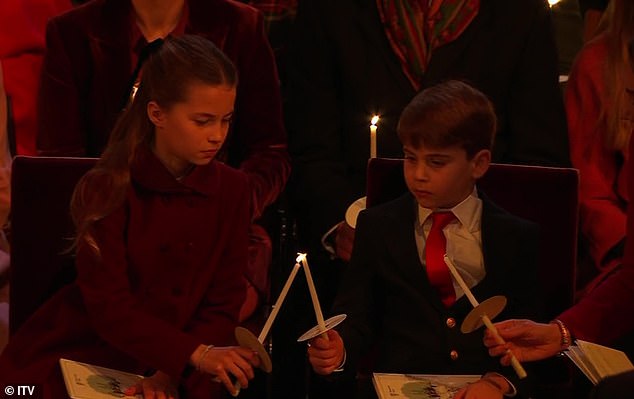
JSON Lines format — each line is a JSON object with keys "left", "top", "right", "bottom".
{"left": 446, "top": 318, "right": 456, "bottom": 328}
{"left": 450, "top": 350, "right": 459, "bottom": 361}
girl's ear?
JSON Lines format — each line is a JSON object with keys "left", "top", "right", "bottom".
{"left": 147, "top": 101, "right": 165, "bottom": 127}
{"left": 471, "top": 149, "right": 491, "bottom": 179}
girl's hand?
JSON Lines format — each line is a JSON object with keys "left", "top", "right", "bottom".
{"left": 124, "top": 370, "right": 178, "bottom": 399}
{"left": 195, "top": 346, "right": 260, "bottom": 395}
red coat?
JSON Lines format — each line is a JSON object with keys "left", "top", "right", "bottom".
{"left": 0, "top": 147, "right": 250, "bottom": 398}
{"left": 565, "top": 34, "right": 629, "bottom": 270}
{"left": 559, "top": 86, "right": 634, "bottom": 345}
{"left": 36, "top": 0, "right": 289, "bottom": 218}
{"left": 0, "top": 0, "right": 72, "bottom": 155}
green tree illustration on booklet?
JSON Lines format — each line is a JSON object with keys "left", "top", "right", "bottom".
{"left": 86, "top": 375, "right": 125, "bottom": 398}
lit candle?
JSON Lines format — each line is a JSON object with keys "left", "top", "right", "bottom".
{"left": 370, "top": 115, "right": 379, "bottom": 158}
{"left": 298, "top": 253, "right": 329, "bottom": 340}
{"left": 258, "top": 260, "right": 302, "bottom": 342}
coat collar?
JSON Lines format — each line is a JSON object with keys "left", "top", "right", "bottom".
{"left": 416, "top": 188, "right": 482, "bottom": 234}
{"left": 86, "top": 0, "right": 233, "bottom": 146}
{"left": 92, "top": 0, "right": 228, "bottom": 53}
{"left": 382, "top": 193, "right": 447, "bottom": 313}
{"left": 130, "top": 144, "right": 218, "bottom": 197}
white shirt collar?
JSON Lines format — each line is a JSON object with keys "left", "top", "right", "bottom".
{"left": 417, "top": 187, "right": 482, "bottom": 233}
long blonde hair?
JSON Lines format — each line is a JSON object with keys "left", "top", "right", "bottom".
{"left": 71, "top": 35, "right": 237, "bottom": 252}
{"left": 597, "top": 0, "right": 634, "bottom": 151}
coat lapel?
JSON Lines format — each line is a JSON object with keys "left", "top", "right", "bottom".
{"left": 383, "top": 194, "right": 447, "bottom": 313}
{"left": 354, "top": 0, "right": 415, "bottom": 97}
{"left": 90, "top": 0, "right": 134, "bottom": 122}
{"left": 422, "top": 0, "right": 492, "bottom": 87}
{"left": 474, "top": 193, "right": 509, "bottom": 300}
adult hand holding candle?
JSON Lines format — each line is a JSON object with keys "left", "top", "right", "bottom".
{"left": 443, "top": 255, "right": 527, "bottom": 379}
{"left": 370, "top": 115, "right": 379, "bottom": 158}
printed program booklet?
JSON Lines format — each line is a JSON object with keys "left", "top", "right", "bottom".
{"left": 565, "top": 339, "right": 634, "bottom": 385}
{"left": 59, "top": 358, "right": 144, "bottom": 398}
{"left": 372, "top": 373, "right": 479, "bottom": 399}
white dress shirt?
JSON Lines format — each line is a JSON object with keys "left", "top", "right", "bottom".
{"left": 415, "top": 189, "right": 484, "bottom": 301}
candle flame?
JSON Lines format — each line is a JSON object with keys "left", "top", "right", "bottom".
{"left": 547, "top": 0, "right": 560, "bottom": 6}
{"left": 296, "top": 253, "right": 307, "bottom": 263}
{"left": 371, "top": 115, "right": 379, "bottom": 126}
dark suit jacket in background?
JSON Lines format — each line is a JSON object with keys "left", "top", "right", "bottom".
{"left": 37, "top": 0, "right": 289, "bottom": 218}
{"left": 286, "top": 0, "right": 570, "bottom": 250}
{"left": 333, "top": 193, "right": 540, "bottom": 395}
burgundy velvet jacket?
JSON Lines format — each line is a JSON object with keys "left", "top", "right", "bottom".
{"left": 0, "top": 148, "right": 250, "bottom": 397}
{"left": 566, "top": 35, "right": 628, "bottom": 271}
{"left": 37, "top": 0, "right": 290, "bottom": 218}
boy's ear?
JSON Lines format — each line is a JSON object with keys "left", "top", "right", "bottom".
{"left": 471, "top": 149, "right": 491, "bottom": 179}
{"left": 147, "top": 101, "right": 165, "bottom": 127}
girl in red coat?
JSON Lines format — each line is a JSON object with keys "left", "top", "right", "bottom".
{"left": 0, "top": 35, "right": 260, "bottom": 398}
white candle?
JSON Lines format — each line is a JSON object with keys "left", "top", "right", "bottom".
{"left": 443, "top": 255, "right": 479, "bottom": 307}
{"left": 481, "top": 314, "right": 528, "bottom": 379}
{"left": 443, "top": 255, "right": 527, "bottom": 379}
{"left": 232, "top": 258, "right": 305, "bottom": 397}
{"left": 370, "top": 115, "right": 379, "bottom": 158}
{"left": 298, "top": 253, "right": 329, "bottom": 340}
{"left": 258, "top": 261, "right": 302, "bottom": 342}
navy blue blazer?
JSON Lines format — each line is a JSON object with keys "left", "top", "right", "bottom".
{"left": 333, "top": 192, "right": 541, "bottom": 376}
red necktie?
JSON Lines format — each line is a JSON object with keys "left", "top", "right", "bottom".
{"left": 425, "top": 212, "right": 457, "bottom": 307}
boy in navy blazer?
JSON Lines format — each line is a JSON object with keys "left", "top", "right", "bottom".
{"left": 308, "top": 80, "right": 541, "bottom": 399}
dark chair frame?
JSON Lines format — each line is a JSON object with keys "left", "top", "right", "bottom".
{"left": 9, "top": 156, "right": 97, "bottom": 335}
